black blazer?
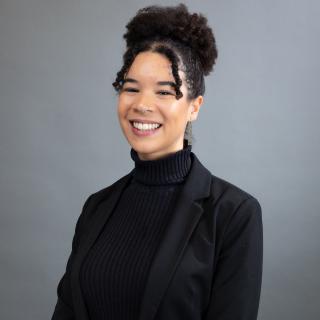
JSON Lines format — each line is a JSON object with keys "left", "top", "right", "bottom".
{"left": 52, "top": 152, "right": 263, "bottom": 320}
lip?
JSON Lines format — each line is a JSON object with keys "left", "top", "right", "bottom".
{"left": 129, "top": 118, "right": 162, "bottom": 125}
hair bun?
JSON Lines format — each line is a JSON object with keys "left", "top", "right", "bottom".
{"left": 123, "top": 3, "right": 218, "bottom": 76}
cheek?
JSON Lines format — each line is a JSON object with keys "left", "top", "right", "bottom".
{"left": 161, "top": 104, "right": 188, "bottom": 125}
{"left": 117, "top": 97, "right": 129, "bottom": 116}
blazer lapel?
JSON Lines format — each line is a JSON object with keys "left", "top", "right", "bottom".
{"left": 138, "top": 153, "right": 212, "bottom": 320}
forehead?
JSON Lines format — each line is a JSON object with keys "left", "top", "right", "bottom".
{"left": 126, "top": 51, "right": 185, "bottom": 83}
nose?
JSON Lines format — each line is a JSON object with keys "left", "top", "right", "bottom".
{"left": 133, "top": 91, "right": 154, "bottom": 114}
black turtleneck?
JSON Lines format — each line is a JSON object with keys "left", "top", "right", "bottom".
{"left": 79, "top": 144, "right": 193, "bottom": 320}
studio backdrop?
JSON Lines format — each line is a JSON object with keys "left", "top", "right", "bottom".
{"left": 0, "top": 0, "right": 319, "bottom": 319}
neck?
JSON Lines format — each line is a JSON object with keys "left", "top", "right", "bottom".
{"left": 130, "top": 144, "right": 193, "bottom": 186}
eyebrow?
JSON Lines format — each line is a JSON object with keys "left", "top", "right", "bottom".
{"left": 122, "top": 78, "right": 176, "bottom": 87}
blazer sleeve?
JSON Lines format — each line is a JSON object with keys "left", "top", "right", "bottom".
{"left": 204, "top": 196, "right": 263, "bottom": 320}
{"left": 51, "top": 194, "right": 93, "bottom": 320}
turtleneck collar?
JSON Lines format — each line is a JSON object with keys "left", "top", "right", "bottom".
{"left": 130, "top": 144, "right": 193, "bottom": 186}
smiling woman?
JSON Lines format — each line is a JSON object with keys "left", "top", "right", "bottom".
{"left": 117, "top": 51, "right": 204, "bottom": 160}
{"left": 112, "top": 3, "right": 218, "bottom": 160}
{"left": 51, "top": 3, "right": 263, "bottom": 320}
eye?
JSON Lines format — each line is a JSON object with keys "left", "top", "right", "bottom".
{"left": 122, "top": 87, "right": 139, "bottom": 93}
{"left": 158, "top": 91, "right": 173, "bottom": 96}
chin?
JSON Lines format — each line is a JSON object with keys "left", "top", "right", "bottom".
{"left": 130, "top": 143, "right": 159, "bottom": 153}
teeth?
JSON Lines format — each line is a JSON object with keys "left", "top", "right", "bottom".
{"left": 132, "top": 122, "right": 161, "bottom": 130}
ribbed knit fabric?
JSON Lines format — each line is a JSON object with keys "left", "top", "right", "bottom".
{"left": 79, "top": 144, "right": 193, "bottom": 320}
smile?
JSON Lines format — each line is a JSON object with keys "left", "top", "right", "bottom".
{"left": 129, "top": 121, "right": 163, "bottom": 137}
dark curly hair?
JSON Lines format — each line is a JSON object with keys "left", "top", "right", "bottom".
{"left": 112, "top": 3, "right": 218, "bottom": 145}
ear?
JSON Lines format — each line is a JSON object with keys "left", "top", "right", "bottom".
{"left": 189, "top": 95, "right": 204, "bottom": 121}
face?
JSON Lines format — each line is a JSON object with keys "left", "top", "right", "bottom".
{"left": 117, "top": 51, "right": 203, "bottom": 161}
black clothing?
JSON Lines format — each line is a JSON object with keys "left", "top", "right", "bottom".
{"left": 79, "top": 145, "right": 192, "bottom": 319}
{"left": 52, "top": 145, "right": 263, "bottom": 320}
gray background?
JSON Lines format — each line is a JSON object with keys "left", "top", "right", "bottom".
{"left": 1, "top": 0, "right": 319, "bottom": 319}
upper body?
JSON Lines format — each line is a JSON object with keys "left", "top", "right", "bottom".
{"left": 51, "top": 145, "right": 263, "bottom": 320}
{"left": 52, "top": 3, "right": 263, "bottom": 319}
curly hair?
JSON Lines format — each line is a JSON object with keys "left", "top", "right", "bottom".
{"left": 112, "top": 3, "right": 218, "bottom": 145}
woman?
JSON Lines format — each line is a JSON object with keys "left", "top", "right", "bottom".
{"left": 52, "top": 3, "right": 263, "bottom": 320}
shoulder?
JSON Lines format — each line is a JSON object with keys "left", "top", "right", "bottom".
{"left": 76, "top": 172, "right": 132, "bottom": 229}
{"left": 192, "top": 152, "right": 261, "bottom": 212}
{"left": 206, "top": 173, "right": 262, "bottom": 230}
{"left": 210, "top": 173, "right": 260, "bottom": 206}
